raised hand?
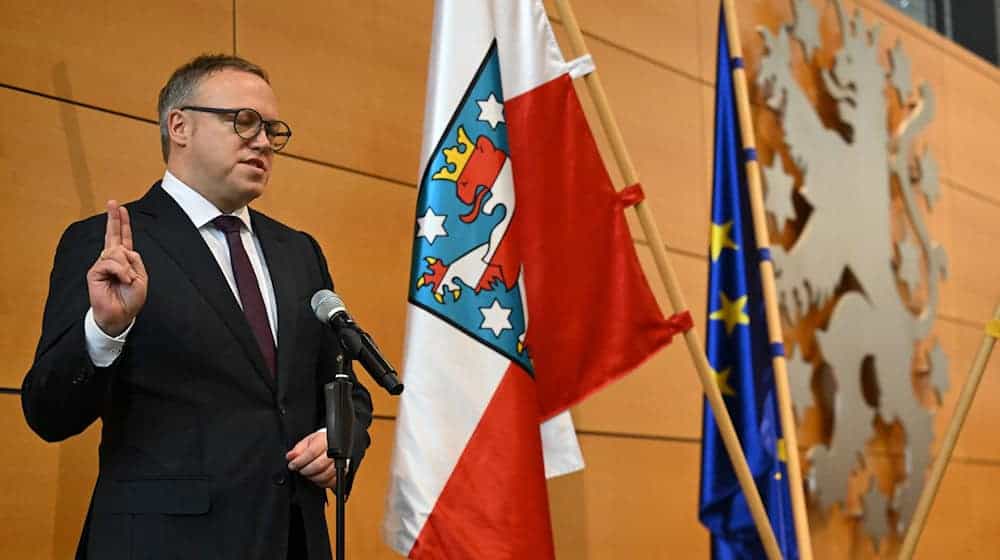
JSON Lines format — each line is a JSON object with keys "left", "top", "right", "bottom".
{"left": 87, "top": 200, "right": 148, "bottom": 336}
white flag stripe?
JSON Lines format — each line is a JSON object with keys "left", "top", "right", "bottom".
{"left": 385, "top": 306, "right": 511, "bottom": 553}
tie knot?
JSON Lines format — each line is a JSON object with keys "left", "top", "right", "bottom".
{"left": 212, "top": 215, "right": 244, "bottom": 235}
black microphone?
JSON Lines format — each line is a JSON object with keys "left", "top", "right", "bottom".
{"left": 311, "top": 289, "right": 404, "bottom": 395}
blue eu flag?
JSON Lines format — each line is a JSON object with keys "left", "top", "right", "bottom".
{"left": 697, "top": 11, "right": 799, "bottom": 560}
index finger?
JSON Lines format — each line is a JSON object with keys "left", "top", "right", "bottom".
{"left": 288, "top": 435, "right": 324, "bottom": 469}
{"left": 119, "top": 205, "right": 134, "bottom": 251}
{"left": 104, "top": 200, "right": 121, "bottom": 249}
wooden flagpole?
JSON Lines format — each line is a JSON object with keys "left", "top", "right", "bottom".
{"left": 552, "top": 1, "right": 781, "bottom": 557}
{"left": 720, "top": 1, "right": 814, "bottom": 558}
{"left": 899, "top": 302, "right": 1000, "bottom": 558}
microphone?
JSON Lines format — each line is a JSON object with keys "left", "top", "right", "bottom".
{"left": 311, "top": 289, "right": 403, "bottom": 395}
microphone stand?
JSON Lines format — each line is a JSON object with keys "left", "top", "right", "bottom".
{"left": 325, "top": 355, "right": 355, "bottom": 560}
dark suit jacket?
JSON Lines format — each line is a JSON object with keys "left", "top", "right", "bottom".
{"left": 22, "top": 182, "right": 373, "bottom": 560}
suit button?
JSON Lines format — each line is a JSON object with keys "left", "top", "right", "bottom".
{"left": 273, "top": 473, "right": 287, "bottom": 486}
{"left": 279, "top": 407, "right": 288, "bottom": 416}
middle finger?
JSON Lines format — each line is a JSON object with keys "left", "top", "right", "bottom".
{"left": 120, "top": 206, "right": 134, "bottom": 251}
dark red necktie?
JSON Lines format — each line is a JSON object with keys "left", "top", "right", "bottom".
{"left": 212, "top": 216, "right": 276, "bottom": 376}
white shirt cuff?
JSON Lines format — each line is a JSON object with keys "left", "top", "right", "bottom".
{"left": 84, "top": 308, "right": 134, "bottom": 367}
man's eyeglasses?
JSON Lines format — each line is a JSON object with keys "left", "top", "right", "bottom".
{"left": 180, "top": 106, "right": 292, "bottom": 151}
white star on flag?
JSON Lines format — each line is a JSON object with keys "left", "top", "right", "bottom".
{"left": 416, "top": 208, "right": 447, "bottom": 244}
{"left": 476, "top": 93, "right": 505, "bottom": 129}
{"left": 479, "top": 298, "right": 513, "bottom": 337}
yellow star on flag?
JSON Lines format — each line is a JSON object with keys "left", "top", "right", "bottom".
{"left": 710, "top": 220, "right": 739, "bottom": 262}
{"left": 709, "top": 291, "right": 750, "bottom": 335}
{"left": 713, "top": 366, "right": 736, "bottom": 397}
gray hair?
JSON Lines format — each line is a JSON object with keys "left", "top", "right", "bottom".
{"left": 157, "top": 54, "right": 269, "bottom": 162}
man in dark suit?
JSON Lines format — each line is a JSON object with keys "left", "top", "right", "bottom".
{"left": 21, "top": 54, "right": 373, "bottom": 559}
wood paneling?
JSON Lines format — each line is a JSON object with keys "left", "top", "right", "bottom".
{"left": 942, "top": 58, "right": 1000, "bottom": 199}
{"left": 696, "top": 0, "right": 724, "bottom": 85}
{"left": 0, "top": 88, "right": 162, "bottom": 389}
{"left": 549, "top": 435, "right": 709, "bottom": 558}
{"left": 933, "top": 320, "right": 1000, "bottom": 462}
{"left": 236, "top": 1, "right": 433, "bottom": 186}
{"left": 931, "top": 183, "right": 1000, "bottom": 322}
{"left": 912, "top": 458, "right": 1000, "bottom": 558}
{"left": 0, "top": 1, "right": 232, "bottom": 120}
{"left": 544, "top": 0, "right": 706, "bottom": 80}
{"left": 51, "top": 421, "right": 101, "bottom": 559}
{"left": 0, "top": 394, "right": 60, "bottom": 560}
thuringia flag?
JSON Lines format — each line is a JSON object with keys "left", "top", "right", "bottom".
{"left": 384, "top": 1, "right": 691, "bottom": 557}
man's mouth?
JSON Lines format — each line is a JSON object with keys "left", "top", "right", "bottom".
{"left": 241, "top": 158, "right": 268, "bottom": 172}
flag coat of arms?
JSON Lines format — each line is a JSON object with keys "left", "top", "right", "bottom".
{"left": 698, "top": 12, "right": 799, "bottom": 560}
{"left": 384, "top": 0, "right": 688, "bottom": 557}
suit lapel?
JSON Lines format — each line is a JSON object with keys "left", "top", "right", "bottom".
{"left": 252, "top": 211, "right": 299, "bottom": 400}
{"left": 133, "top": 182, "right": 276, "bottom": 393}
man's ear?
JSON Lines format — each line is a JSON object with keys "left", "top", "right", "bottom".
{"left": 167, "top": 108, "right": 191, "bottom": 149}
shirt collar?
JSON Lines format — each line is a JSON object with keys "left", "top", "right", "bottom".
{"left": 161, "top": 170, "right": 253, "bottom": 232}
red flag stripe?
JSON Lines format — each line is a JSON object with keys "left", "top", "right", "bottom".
{"left": 411, "top": 364, "right": 554, "bottom": 559}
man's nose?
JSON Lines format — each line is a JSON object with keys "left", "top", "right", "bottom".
{"left": 248, "top": 126, "right": 272, "bottom": 151}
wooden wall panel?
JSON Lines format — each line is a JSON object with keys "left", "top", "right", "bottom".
{"left": 549, "top": 435, "right": 709, "bottom": 558}
{"left": 941, "top": 58, "right": 1000, "bottom": 199}
{"left": 544, "top": 0, "right": 706, "bottom": 80}
{"left": 236, "top": 1, "right": 433, "bottom": 186}
{"left": 933, "top": 320, "right": 1000, "bottom": 462}
{"left": 50, "top": 421, "right": 101, "bottom": 559}
{"left": 0, "top": 88, "right": 163, "bottom": 389}
{"left": 912, "top": 458, "right": 1000, "bottom": 558}
{"left": 0, "top": 395, "right": 60, "bottom": 560}
{"left": 0, "top": 0, "right": 232, "bottom": 120}
{"left": 930, "top": 183, "right": 1000, "bottom": 322}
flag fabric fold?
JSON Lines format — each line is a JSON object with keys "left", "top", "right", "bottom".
{"left": 698, "top": 11, "right": 799, "bottom": 560}
{"left": 384, "top": 1, "right": 686, "bottom": 557}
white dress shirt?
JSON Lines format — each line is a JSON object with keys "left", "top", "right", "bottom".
{"left": 85, "top": 170, "right": 278, "bottom": 366}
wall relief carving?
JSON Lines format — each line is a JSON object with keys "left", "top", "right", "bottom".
{"left": 755, "top": 0, "right": 948, "bottom": 545}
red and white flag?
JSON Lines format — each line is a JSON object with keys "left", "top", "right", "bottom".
{"left": 383, "top": 1, "right": 688, "bottom": 557}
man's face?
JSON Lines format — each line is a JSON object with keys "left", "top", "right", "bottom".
{"left": 182, "top": 69, "right": 279, "bottom": 211}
